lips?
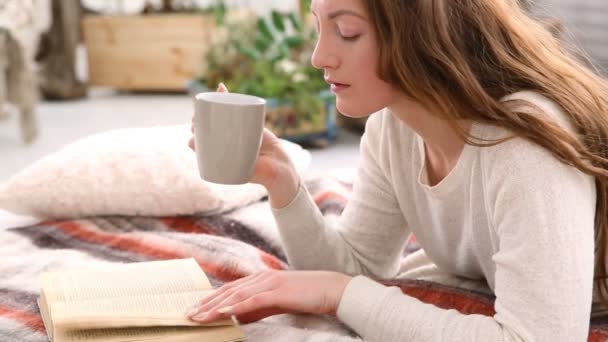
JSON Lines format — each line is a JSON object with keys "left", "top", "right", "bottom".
{"left": 330, "top": 83, "right": 350, "bottom": 93}
{"left": 325, "top": 78, "right": 351, "bottom": 93}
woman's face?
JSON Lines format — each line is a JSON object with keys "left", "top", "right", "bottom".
{"left": 311, "top": 0, "right": 400, "bottom": 117}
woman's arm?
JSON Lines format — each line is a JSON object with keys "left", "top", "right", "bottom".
{"left": 270, "top": 113, "right": 411, "bottom": 278}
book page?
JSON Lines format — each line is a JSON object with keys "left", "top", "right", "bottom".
{"left": 41, "top": 259, "right": 211, "bottom": 305}
{"left": 51, "top": 290, "right": 234, "bottom": 329}
{"left": 54, "top": 324, "right": 245, "bottom": 342}
{"left": 38, "top": 295, "right": 54, "bottom": 341}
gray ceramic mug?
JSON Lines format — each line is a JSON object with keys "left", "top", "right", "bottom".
{"left": 193, "top": 92, "right": 266, "bottom": 185}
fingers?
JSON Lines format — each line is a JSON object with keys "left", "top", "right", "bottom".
{"left": 189, "top": 282, "right": 275, "bottom": 323}
{"left": 233, "top": 306, "right": 287, "bottom": 325}
{"left": 189, "top": 83, "right": 227, "bottom": 151}
{"left": 188, "top": 271, "right": 280, "bottom": 323}
{"left": 214, "top": 292, "right": 278, "bottom": 322}
{"left": 188, "top": 272, "right": 265, "bottom": 317}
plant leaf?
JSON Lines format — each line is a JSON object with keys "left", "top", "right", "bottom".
{"left": 284, "top": 36, "right": 305, "bottom": 49}
{"left": 213, "top": 1, "right": 226, "bottom": 25}
{"left": 255, "top": 36, "right": 272, "bottom": 52}
{"left": 271, "top": 10, "right": 286, "bottom": 32}
{"left": 257, "top": 17, "right": 274, "bottom": 42}
{"left": 239, "top": 46, "right": 262, "bottom": 60}
{"left": 287, "top": 13, "right": 303, "bottom": 31}
{"left": 279, "top": 43, "right": 291, "bottom": 58}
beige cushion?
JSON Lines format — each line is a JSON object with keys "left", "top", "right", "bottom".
{"left": 0, "top": 125, "right": 310, "bottom": 219}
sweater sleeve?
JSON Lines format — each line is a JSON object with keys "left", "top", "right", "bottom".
{"left": 337, "top": 133, "right": 596, "bottom": 342}
{"left": 482, "top": 134, "right": 596, "bottom": 341}
{"left": 271, "top": 112, "right": 410, "bottom": 278}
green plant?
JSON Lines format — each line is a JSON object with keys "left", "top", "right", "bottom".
{"left": 199, "top": 8, "right": 330, "bottom": 125}
{"left": 140, "top": 0, "right": 226, "bottom": 18}
{"left": 299, "top": 0, "right": 312, "bottom": 14}
{"left": 136, "top": 0, "right": 227, "bottom": 26}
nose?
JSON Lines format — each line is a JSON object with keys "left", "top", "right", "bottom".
{"left": 311, "top": 34, "right": 339, "bottom": 70}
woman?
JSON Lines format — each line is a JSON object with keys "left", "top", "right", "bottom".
{"left": 187, "top": 0, "right": 608, "bottom": 340}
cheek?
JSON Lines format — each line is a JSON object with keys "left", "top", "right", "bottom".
{"left": 338, "top": 57, "right": 399, "bottom": 117}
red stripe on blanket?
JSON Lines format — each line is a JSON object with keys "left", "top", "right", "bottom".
{"left": 0, "top": 306, "right": 45, "bottom": 333}
{"left": 398, "top": 284, "right": 496, "bottom": 316}
{"left": 160, "top": 217, "right": 214, "bottom": 234}
{"left": 259, "top": 250, "right": 287, "bottom": 270}
{"left": 48, "top": 221, "right": 245, "bottom": 282}
{"left": 160, "top": 218, "right": 288, "bottom": 274}
{"left": 589, "top": 329, "right": 608, "bottom": 342}
{"left": 313, "top": 191, "right": 348, "bottom": 206}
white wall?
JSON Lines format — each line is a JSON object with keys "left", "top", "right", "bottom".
{"left": 198, "top": 0, "right": 296, "bottom": 15}
{"left": 534, "top": 0, "right": 608, "bottom": 69}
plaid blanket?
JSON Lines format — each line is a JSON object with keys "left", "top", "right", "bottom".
{"left": 1, "top": 173, "right": 608, "bottom": 341}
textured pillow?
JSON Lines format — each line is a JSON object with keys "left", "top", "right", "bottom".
{"left": 0, "top": 125, "right": 311, "bottom": 219}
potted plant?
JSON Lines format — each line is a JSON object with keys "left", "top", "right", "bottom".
{"left": 81, "top": 0, "right": 226, "bottom": 91}
{"left": 190, "top": 7, "right": 338, "bottom": 145}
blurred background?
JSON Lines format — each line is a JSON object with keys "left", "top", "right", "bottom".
{"left": 0, "top": 0, "right": 606, "bottom": 182}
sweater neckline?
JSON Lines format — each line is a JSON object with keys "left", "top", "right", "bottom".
{"left": 415, "top": 122, "right": 482, "bottom": 197}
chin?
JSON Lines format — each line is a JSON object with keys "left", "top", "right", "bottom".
{"left": 336, "top": 98, "right": 383, "bottom": 118}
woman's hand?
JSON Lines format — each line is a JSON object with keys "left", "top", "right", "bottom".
{"left": 187, "top": 270, "right": 352, "bottom": 324}
{"left": 188, "top": 83, "right": 300, "bottom": 208}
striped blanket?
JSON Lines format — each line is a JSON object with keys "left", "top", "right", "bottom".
{"left": 1, "top": 173, "right": 608, "bottom": 341}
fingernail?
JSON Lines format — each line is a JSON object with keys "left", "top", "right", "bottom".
{"left": 217, "top": 306, "right": 233, "bottom": 314}
{"left": 192, "top": 312, "right": 209, "bottom": 321}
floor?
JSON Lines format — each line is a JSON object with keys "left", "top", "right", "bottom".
{"left": 0, "top": 88, "right": 362, "bottom": 183}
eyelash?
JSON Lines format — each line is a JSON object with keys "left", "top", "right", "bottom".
{"left": 341, "top": 34, "right": 361, "bottom": 42}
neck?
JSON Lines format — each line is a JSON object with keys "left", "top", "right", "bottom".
{"left": 388, "top": 97, "right": 472, "bottom": 168}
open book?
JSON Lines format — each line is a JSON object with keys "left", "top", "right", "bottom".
{"left": 37, "top": 258, "right": 245, "bottom": 342}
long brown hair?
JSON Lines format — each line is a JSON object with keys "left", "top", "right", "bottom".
{"left": 362, "top": 0, "right": 608, "bottom": 302}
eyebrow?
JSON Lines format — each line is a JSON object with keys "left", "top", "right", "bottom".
{"left": 312, "top": 9, "right": 367, "bottom": 21}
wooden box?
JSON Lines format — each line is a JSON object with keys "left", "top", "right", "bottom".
{"left": 82, "top": 14, "right": 215, "bottom": 91}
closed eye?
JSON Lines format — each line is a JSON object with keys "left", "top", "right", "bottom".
{"left": 341, "top": 34, "right": 361, "bottom": 42}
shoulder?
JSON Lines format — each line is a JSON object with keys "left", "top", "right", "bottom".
{"left": 478, "top": 91, "right": 573, "bottom": 164}
{"left": 477, "top": 91, "right": 595, "bottom": 201}
{"left": 501, "top": 90, "right": 575, "bottom": 131}
{"left": 480, "top": 90, "right": 573, "bottom": 166}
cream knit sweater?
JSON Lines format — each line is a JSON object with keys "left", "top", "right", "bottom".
{"left": 272, "top": 92, "right": 597, "bottom": 341}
